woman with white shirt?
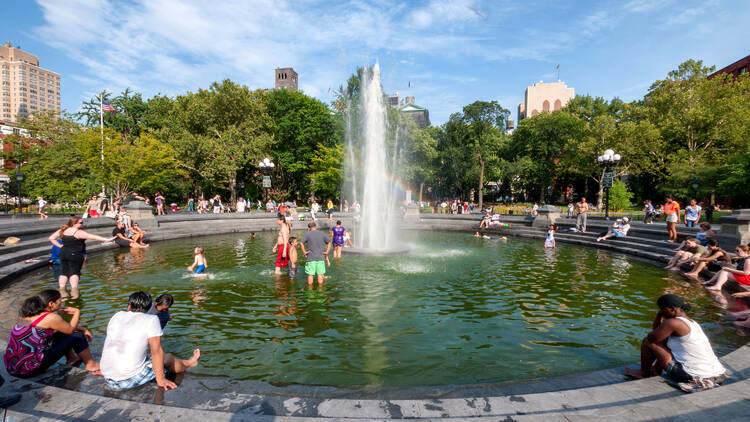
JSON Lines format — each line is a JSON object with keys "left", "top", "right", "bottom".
{"left": 597, "top": 217, "right": 631, "bottom": 242}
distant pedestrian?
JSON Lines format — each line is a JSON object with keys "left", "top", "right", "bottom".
{"left": 567, "top": 202, "right": 574, "bottom": 218}
{"left": 37, "top": 197, "right": 48, "bottom": 220}
{"left": 326, "top": 199, "right": 334, "bottom": 221}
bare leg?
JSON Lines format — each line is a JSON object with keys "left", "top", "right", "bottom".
{"left": 626, "top": 337, "right": 673, "bottom": 379}
{"left": 164, "top": 350, "right": 200, "bottom": 374}
{"left": 317, "top": 273, "right": 324, "bottom": 287}
{"left": 58, "top": 275, "right": 69, "bottom": 290}
{"left": 77, "top": 348, "right": 100, "bottom": 372}
{"left": 707, "top": 270, "right": 731, "bottom": 291}
{"left": 307, "top": 274, "right": 314, "bottom": 285}
{"left": 69, "top": 275, "right": 80, "bottom": 289}
{"left": 685, "top": 261, "right": 707, "bottom": 279}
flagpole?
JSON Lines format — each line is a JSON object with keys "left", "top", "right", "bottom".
{"left": 100, "top": 93, "right": 105, "bottom": 195}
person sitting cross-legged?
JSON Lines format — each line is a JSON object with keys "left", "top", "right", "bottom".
{"left": 100, "top": 291, "right": 200, "bottom": 391}
{"left": 625, "top": 294, "right": 726, "bottom": 389}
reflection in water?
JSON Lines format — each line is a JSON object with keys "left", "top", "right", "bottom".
{"left": 0, "top": 231, "right": 742, "bottom": 387}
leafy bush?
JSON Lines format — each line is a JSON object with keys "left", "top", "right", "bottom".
{"left": 609, "top": 179, "right": 633, "bottom": 212}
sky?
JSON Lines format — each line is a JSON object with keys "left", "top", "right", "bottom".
{"left": 4, "top": 0, "right": 750, "bottom": 125}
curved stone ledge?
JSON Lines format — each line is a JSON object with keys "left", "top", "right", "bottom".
{"left": 1, "top": 213, "right": 748, "bottom": 420}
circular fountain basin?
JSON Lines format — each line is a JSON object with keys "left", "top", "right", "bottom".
{"left": 0, "top": 230, "right": 742, "bottom": 388}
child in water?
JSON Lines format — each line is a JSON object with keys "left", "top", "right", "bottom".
{"left": 148, "top": 293, "right": 174, "bottom": 329}
{"left": 288, "top": 237, "right": 298, "bottom": 279}
{"left": 187, "top": 246, "right": 207, "bottom": 275}
{"left": 545, "top": 224, "right": 557, "bottom": 248}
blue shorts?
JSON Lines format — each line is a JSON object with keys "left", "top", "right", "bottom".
{"left": 194, "top": 265, "right": 206, "bottom": 274}
{"left": 612, "top": 229, "right": 626, "bottom": 238}
{"left": 105, "top": 358, "right": 159, "bottom": 390}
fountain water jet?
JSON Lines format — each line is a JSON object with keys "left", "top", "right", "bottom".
{"left": 345, "top": 63, "right": 405, "bottom": 253}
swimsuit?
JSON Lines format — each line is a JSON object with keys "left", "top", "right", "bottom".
{"left": 332, "top": 226, "right": 345, "bottom": 246}
{"left": 60, "top": 230, "right": 86, "bottom": 276}
{"left": 194, "top": 264, "right": 206, "bottom": 274}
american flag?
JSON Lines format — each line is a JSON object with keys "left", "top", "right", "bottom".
{"left": 101, "top": 99, "right": 116, "bottom": 113}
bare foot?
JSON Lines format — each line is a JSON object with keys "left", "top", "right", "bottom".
{"left": 186, "top": 349, "right": 201, "bottom": 368}
{"left": 624, "top": 367, "right": 647, "bottom": 379}
{"left": 85, "top": 361, "right": 100, "bottom": 372}
{"left": 706, "top": 286, "right": 722, "bottom": 292}
{"left": 684, "top": 273, "right": 700, "bottom": 280}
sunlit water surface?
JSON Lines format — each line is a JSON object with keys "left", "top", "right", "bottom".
{"left": 0, "top": 231, "right": 742, "bottom": 387}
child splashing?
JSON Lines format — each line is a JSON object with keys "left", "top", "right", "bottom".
{"left": 545, "top": 224, "right": 557, "bottom": 248}
{"left": 187, "top": 246, "right": 207, "bottom": 275}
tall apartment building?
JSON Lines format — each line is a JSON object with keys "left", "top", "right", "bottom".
{"left": 517, "top": 80, "right": 574, "bottom": 121}
{"left": 0, "top": 42, "right": 61, "bottom": 124}
{"left": 275, "top": 67, "right": 298, "bottom": 91}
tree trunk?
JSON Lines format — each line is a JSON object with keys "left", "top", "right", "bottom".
{"left": 229, "top": 174, "right": 237, "bottom": 205}
{"left": 478, "top": 154, "right": 485, "bottom": 211}
{"left": 596, "top": 169, "right": 605, "bottom": 210}
{"left": 418, "top": 181, "right": 424, "bottom": 205}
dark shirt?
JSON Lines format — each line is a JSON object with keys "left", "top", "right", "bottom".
{"left": 301, "top": 230, "right": 330, "bottom": 261}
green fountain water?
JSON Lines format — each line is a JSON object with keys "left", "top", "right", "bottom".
{"left": 0, "top": 231, "right": 742, "bottom": 387}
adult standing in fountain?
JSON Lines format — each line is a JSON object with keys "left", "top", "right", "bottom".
{"left": 301, "top": 222, "right": 331, "bottom": 288}
{"left": 272, "top": 214, "right": 290, "bottom": 275}
{"left": 48, "top": 217, "right": 115, "bottom": 297}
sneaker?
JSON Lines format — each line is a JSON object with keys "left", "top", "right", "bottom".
{"left": 0, "top": 393, "right": 21, "bottom": 408}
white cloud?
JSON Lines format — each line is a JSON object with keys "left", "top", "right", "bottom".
{"left": 408, "top": 0, "right": 484, "bottom": 29}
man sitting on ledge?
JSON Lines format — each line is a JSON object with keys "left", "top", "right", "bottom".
{"left": 625, "top": 294, "right": 725, "bottom": 390}
{"left": 100, "top": 291, "right": 200, "bottom": 390}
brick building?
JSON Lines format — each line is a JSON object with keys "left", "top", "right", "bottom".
{"left": 708, "top": 54, "right": 750, "bottom": 80}
{"left": 275, "top": 67, "right": 298, "bottom": 91}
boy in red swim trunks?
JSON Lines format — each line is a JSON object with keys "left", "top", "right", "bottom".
{"left": 272, "top": 214, "right": 289, "bottom": 274}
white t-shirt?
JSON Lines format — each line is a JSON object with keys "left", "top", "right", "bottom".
{"left": 100, "top": 311, "right": 163, "bottom": 381}
{"left": 686, "top": 205, "right": 702, "bottom": 221}
{"left": 38, "top": 199, "right": 47, "bottom": 208}
{"left": 237, "top": 201, "right": 246, "bottom": 213}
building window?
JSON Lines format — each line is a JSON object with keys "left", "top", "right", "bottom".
{"left": 740, "top": 66, "right": 748, "bottom": 75}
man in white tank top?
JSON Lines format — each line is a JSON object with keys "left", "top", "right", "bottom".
{"left": 625, "top": 294, "right": 725, "bottom": 383}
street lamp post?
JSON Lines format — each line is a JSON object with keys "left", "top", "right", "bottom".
{"left": 597, "top": 149, "right": 621, "bottom": 220}
{"left": 690, "top": 178, "right": 700, "bottom": 198}
{"left": 15, "top": 169, "right": 24, "bottom": 215}
{"left": 258, "top": 158, "right": 274, "bottom": 204}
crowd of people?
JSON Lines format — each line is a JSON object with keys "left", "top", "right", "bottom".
{"left": 1, "top": 191, "right": 742, "bottom": 399}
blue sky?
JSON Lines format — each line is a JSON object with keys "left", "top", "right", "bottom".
{"left": 4, "top": 0, "right": 750, "bottom": 125}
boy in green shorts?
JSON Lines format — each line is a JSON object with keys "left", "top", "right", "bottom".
{"left": 300, "top": 222, "right": 331, "bottom": 287}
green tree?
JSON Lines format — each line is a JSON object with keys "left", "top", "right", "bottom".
{"left": 642, "top": 60, "right": 750, "bottom": 200}
{"left": 608, "top": 179, "right": 634, "bottom": 211}
{"left": 22, "top": 137, "right": 93, "bottom": 203}
{"left": 264, "top": 89, "right": 341, "bottom": 200}
{"left": 159, "top": 79, "right": 273, "bottom": 202}
{"left": 461, "top": 101, "right": 509, "bottom": 210}
{"left": 402, "top": 125, "right": 438, "bottom": 203}
{"left": 310, "top": 143, "right": 344, "bottom": 201}
{"left": 77, "top": 88, "right": 149, "bottom": 140}
{"left": 507, "top": 111, "right": 585, "bottom": 202}
{"left": 80, "top": 129, "right": 182, "bottom": 198}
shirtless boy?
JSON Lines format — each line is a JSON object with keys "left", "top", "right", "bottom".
{"left": 272, "top": 214, "right": 290, "bottom": 274}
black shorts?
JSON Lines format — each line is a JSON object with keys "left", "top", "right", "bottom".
{"left": 664, "top": 360, "right": 693, "bottom": 383}
{"left": 115, "top": 238, "right": 131, "bottom": 248}
{"left": 60, "top": 251, "right": 85, "bottom": 277}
